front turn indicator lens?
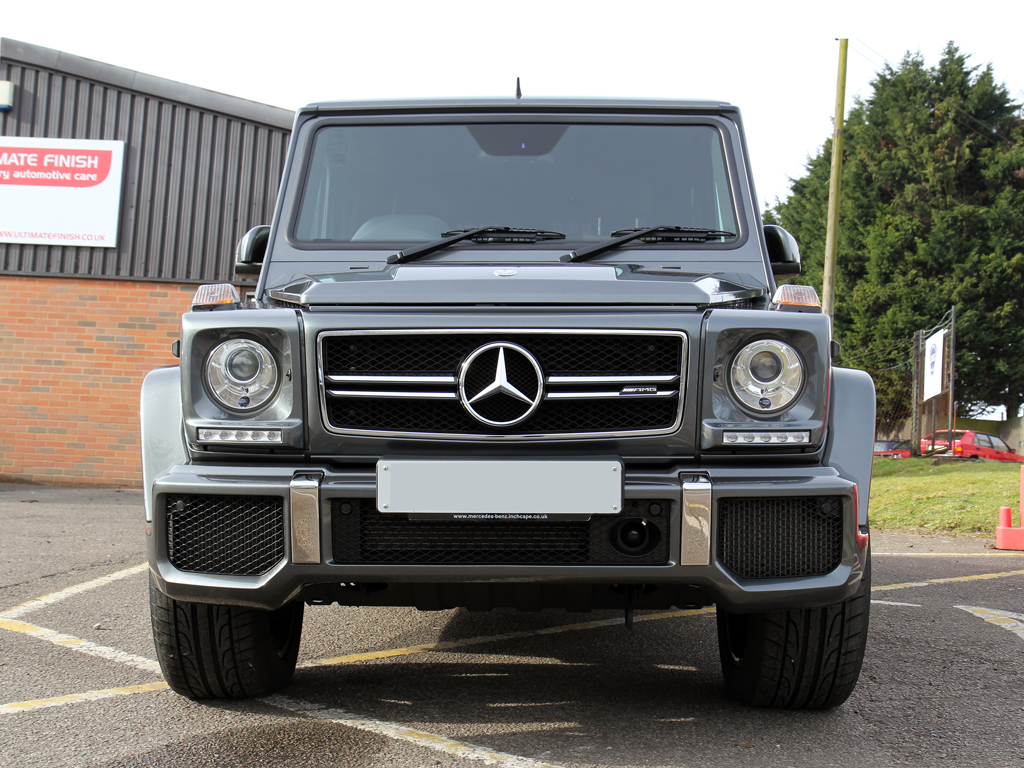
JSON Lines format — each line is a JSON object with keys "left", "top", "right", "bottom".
{"left": 205, "top": 339, "right": 278, "bottom": 411}
{"left": 730, "top": 339, "right": 804, "bottom": 413}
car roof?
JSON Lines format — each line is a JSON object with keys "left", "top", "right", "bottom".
{"left": 299, "top": 97, "right": 739, "bottom": 116}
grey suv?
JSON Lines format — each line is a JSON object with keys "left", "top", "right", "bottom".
{"left": 141, "top": 98, "right": 875, "bottom": 709}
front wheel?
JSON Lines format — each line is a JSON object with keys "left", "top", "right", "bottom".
{"left": 149, "top": 573, "right": 304, "bottom": 698}
{"left": 716, "top": 557, "right": 870, "bottom": 709}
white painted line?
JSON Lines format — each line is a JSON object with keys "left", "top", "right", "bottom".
{"left": 872, "top": 581, "right": 933, "bottom": 592}
{"left": 0, "top": 618, "right": 162, "bottom": 674}
{"left": 871, "top": 600, "right": 923, "bottom": 607}
{"left": 0, "top": 683, "right": 169, "bottom": 716}
{"left": 264, "top": 695, "right": 567, "bottom": 768}
{"left": 0, "top": 563, "right": 147, "bottom": 620}
{"left": 874, "top": 552, "right": 1024, "bottom": 557}
{"left": 955, "top": 606, "right": 1024, "bottom": 642}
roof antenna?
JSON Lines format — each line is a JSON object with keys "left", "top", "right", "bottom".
{"left": 516, "top": 77, "right": 522, "bottom": 100}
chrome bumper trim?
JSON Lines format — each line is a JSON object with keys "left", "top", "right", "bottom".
{"left": 290, "top": 473, "right": 323, "bottom": 564}
{"left": 681, "top": 475, "right": 712, "bottom": 566}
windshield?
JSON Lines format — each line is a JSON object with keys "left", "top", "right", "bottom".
{"left": 293, "top": 123, "right": 738, "bottom": 245}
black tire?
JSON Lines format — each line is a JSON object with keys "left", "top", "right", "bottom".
{"left": 716, "top": 555, "right": 870, "bottom": 709}
{"left": 149, "top": 572, "right": 303, "bottom": 698}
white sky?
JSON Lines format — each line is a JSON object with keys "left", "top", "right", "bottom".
{"left": 3, "top": 0, "right": 1022, "bottom": 209}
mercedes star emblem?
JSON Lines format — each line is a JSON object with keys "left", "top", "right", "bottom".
{"left": 458, "top": 342, "right": 544, "bottom": 427}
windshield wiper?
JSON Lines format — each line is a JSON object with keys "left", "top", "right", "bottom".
{"left": 559, "top": 226, "right": 736, "bottom": 263}
{"left": 387, "top": 227, "right": 565, "bottom": 265}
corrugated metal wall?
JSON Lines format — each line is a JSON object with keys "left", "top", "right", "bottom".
{"left": 0, "top": 40, "right": 293, "bottom": 283}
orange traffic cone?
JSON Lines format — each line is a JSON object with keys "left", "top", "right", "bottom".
{"left": 996, "top": 506, "right": 1024, "bottom": 551}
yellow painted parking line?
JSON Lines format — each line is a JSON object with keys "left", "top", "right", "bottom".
{"left": 873, "top": 568, "right": 1024, "bottom": 593}
{"left": 955, "top": 606, "right": 1024, "bottom": 642}
{"left": 305, "top": 607, "right": 716, "bottom": 667}
{"left": 0, "top": 563, "right": 147, "bottom": 620}
{"left": 0, "top": 618, "right": 162, "bottom": 673}
{"left": 264, "top": 694, "right": 567, "bottom": 768}
{"left": 0, "top": 683, "right": 169, "bottom": 715}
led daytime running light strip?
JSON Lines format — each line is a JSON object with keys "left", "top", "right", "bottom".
{"left": 724, "top": 431, "right": 810, "bottom": 445}
{"left": 198, "top": 429, "right": 283, "bottom": 443}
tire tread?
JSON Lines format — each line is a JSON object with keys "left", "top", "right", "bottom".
{"left": 718, "top": 555, "right": 870, "bottom": 709}
{"left": 149, "top": 573, "right": 302, "bottom": 699}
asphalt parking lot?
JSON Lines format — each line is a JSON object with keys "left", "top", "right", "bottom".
{"left": 2, "top": 482, "right": 1024, "bottom": 768}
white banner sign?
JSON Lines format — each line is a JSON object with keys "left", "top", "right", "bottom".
{"left": 0, "top": 137, "right": 125, "bottom": 248}
{"left": 922, "top": 329, "right": 946, "bottom": 402}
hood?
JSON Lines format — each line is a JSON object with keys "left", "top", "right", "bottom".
{"left": 266, "top": 263, "right": 766, "bottom": 307}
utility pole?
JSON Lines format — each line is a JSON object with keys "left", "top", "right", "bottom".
{"left": 947, "top": 305, "right": 956, "bottom": 438}
{"left": 911, "top": 330, "right": 922, "bottom": 457}
{"left": 822, "top": 38, "right": 848, "bottom": 319}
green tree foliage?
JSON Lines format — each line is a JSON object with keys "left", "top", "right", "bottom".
{"left": 771, "top": 44, "right": 1024, "bottom": 418}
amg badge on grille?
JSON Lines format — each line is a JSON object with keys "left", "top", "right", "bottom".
{"left": 621, "top": 385, "right": 658, "bottom": 395}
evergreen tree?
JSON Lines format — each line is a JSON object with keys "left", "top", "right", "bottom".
{"left": 772, "top": 44, "right": 1024, "bottom": 418}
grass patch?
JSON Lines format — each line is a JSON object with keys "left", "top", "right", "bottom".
{"left": 870, "top": 457, "right": 1021, "bottom": 536}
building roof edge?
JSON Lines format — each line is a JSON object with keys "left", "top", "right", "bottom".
{"left": 0, "top": 38, "right": 294, "bottom": 130}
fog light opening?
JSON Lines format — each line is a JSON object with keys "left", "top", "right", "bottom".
{"left": 610, "top": 518, "right": 661, "bottom": 556}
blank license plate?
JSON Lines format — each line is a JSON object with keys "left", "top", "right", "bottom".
{"left": 376, "top": 459, "right": 623, "bottom": 516}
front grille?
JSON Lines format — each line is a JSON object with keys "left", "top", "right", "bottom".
{"left": 717, "top": 496, "right": 844, "bottom": 579}
{"left": 332, "top": 499, "right": 669, "bottom": 565}
{"left": 323, "top": 334, "right": 681, "bottom": 376}
{"left": 320, "top": 331, "right": 684, "bottom": 437}
{"left": 166, "top": 494, "right": 285, "bottom": 576}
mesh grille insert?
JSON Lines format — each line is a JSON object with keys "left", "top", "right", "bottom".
{"left": 166, "top": 494, "right": 285, "bottom": 576}
{"left": 717, "top": 496, "right": 844, "bottom": 579}
{"left": 323, "top": 334, "right": 680, "bottom": 376}
{"left": 327, "top": 397, "right": 678, "bottom": 435}
{"left": 332, "top": 499, "right": 669, "bottom": 565}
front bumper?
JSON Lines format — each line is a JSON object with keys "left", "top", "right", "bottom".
{"left": 148, "top": 462, "right": 868, "bottom": 613}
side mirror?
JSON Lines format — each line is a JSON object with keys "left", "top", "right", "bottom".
{"left": 235, "top": 225, "right": 270, "bottom": 277}
{"left": 764, "top": 225, "right": 801, "bottom": 277}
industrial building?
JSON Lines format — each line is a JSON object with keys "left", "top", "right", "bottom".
{"left": 0, "top": 38, "right": 293, "bottom": 485}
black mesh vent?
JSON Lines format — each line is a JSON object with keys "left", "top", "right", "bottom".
{"left": 321, "top": 332, "right": 682, "bottom": 436}
{"left": 717, "top": 496, "right": 844, "bottom": 579}
{"left": 166, "top": 494, "right": 285, "bottom": 576}
{"left": 332, "top": 499, "right": 669, "bottom": 565}
{"left": 322, "top": 334, "right": 680, "bottom": 377}
{"left": 327, "top": 397, "right": 678, "bottom": 435}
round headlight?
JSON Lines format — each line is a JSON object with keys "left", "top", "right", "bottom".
{"left": 730, "top": 339, "right": 803, "bottom": 413}
{"left": 206, "top": 339, "right": 278, "bottom": 411}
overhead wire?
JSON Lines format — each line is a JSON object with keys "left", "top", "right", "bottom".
{"left": 839, "top": 309, "right": 953, "bottom": 372}
{"left": 851, "top": 39, "right": 1016, "bottom": 146}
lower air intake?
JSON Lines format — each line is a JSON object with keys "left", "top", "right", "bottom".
{"left": 331, "top": 499, "right": 669, "bottom": 565}
{"left": 717, "top": 496, "right": 844, "bottom": 579}
{"left": 165, "top": 494, "right": 285, "bottom": 576}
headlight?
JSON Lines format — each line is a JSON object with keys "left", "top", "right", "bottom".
{"left": 205, "top": 339, "right": 279, "bottom": 411}
{"left": 729, "top": 339, "right": 803, "bottom": 413}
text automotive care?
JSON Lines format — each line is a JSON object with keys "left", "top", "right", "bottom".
{"left": 0, "top": 148, "right": 112, "bottom": 187}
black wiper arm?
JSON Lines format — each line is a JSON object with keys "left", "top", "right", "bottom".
{"left": 441, "top": 227, "right": 565, "bottom": 242}
{"left": 559, "top": 226, "right": 736, "bottom": 263}
{"left": 387, "top": 227, "right": 565, "bottom": 265}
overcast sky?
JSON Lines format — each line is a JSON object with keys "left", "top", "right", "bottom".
{"left": 3, "top": 0, "right": 1022, "bottom": 209}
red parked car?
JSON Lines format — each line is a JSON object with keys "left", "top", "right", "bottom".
{"left": 919, "top": 430, "right": 1024, "bottom": 462}
{"left": 874, "top": 439, "right": 911, "bottom": 458}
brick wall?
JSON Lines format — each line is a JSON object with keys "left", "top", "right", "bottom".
{"left": 0, "top": 275, "right": 194, "bottom": 486}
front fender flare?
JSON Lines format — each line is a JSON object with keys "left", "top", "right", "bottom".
{"left": 824, "top": 366, "right": 876, "bottom": 526}
{"left": 141, "top": 366, "right": 187, "bottom": 522}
